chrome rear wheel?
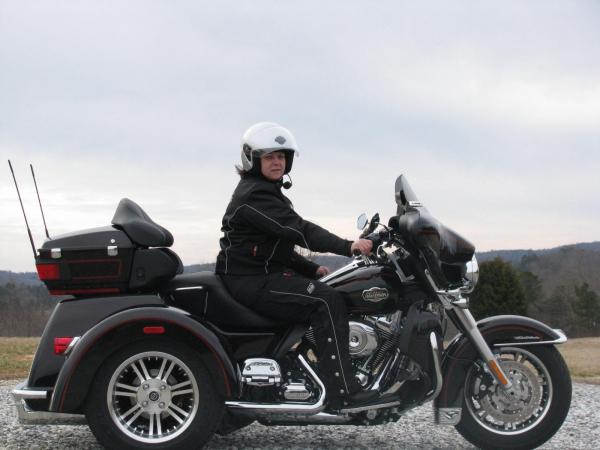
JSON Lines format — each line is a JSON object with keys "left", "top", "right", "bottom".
{"left": 85, "top": 338, "right": 223, "bottom": 449}
{"left": 107, "top": 351, "right": 200, "bottom": 443}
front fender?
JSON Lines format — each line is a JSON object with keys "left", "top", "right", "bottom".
{"left": 435, "top": 314, "right": 566, "bottom": 409}
{"left": 49, "top": 306, "right": 238, "bottom": 413}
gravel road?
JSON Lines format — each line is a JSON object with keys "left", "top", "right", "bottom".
{"left": 1, "top": 379, "right": 598, "bottom": 449}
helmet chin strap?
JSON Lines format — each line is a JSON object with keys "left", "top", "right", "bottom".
{"left": 281, "top": 174, "right": 293, "bottom": 189}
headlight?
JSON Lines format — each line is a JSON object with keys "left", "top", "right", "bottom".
{"left": 462, "top": 255, "right": 479, "bottom": 293}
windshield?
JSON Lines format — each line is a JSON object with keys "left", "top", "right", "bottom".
{"left": 395, "top": 175, "right": 423, "bottom": 216}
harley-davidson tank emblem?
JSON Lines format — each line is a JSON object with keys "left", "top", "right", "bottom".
{"left": 362, "top": 287, "right": 389, "bottom": 302}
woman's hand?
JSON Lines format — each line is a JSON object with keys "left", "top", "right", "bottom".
{"left": 316, "top": 266, "right": 331, "bottom": 277}
{"left": 351, "top": 239, "right": 373, "bottom": 256}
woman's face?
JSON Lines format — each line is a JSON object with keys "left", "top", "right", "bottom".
{"left": 260, "top": 151, "right": 286, "bottom": 181}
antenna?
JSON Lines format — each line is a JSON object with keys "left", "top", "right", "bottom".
{"left": 8, "top": 160, "right": 38, "bottom": 259}
{"left": 30, "top": 164, "right": 50, "bottom": 239}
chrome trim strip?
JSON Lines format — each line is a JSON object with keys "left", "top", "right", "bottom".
{"left": 493, "top": 328, "right": 568, "bottom": 347}
{"left": 426, "top": 332, "right": 443, "bottom": 400}
{"left": 12, "top": 385, "right": 48, "bottom": 400}
{"left": 319, "top": 261, "right": 359, "bottom": 283}
{"left": 12, "top": 382, "right": 87, "bottom": 425}
{"left": 225, "top": 354, "right": 326, "bottom": 414}
{"left": 340, "top": 399, "right": 402, "bottom": 414}
{"left": 260, "top": 412, "right": 353, "bottom": 425}
{"left": 64, "top": 336, "right": 81, "bottom": 356}
{"left": 174, "top": 286, "right": 205, "bottom": 291}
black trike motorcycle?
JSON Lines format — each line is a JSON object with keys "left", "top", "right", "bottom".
{"left": 12, "top": 174, "right": 571, "bottom": 449}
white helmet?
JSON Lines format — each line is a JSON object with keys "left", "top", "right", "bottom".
{"left": 238, "top": 122, "right": 299, "bottom": 175}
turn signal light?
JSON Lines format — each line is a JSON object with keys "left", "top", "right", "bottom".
{"left": 54, "top": 337, "right": 74, "bottom": 355}
{"left": 36, "top": 263, "right": 61, "bottom": 280}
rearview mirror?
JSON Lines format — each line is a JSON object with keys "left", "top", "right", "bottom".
{"left": 357, "top": 213, "right": 368, "bottom": 230}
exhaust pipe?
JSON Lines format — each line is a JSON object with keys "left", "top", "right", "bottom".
{"left": 225, "top": 354, "right": 326, "bottom": 414}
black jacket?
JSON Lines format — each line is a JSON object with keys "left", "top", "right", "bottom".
{"left": 215, "top": 175, "right": 352, "bottom": 277}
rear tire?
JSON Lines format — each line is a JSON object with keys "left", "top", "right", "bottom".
{"left": 85, "top": 338, "right": 224, "bottom": 449}
{"left": 455, "top": 345, "right": 571, "bottom": 450}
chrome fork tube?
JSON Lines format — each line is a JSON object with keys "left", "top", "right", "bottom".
{"left": 424, "top": 268, "right": 512, "bottom": 389}
{"left": 451, "top": 306, "right": 513, "bottom": 389}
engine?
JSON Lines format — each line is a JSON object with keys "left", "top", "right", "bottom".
{"left": 348, "top": 321, "right": 379, "bottom": 358}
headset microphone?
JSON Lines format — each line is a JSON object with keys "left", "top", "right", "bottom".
{"left": 282, "top": 174, "right": 293, "bottom": 189}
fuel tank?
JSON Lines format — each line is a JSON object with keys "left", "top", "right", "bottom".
{"left": 324, "top": 262, "right": 425, "bottom": 315}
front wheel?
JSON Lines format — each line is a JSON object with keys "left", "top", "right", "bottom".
{"left": 455, "top": 345, "right": 571, "bottom": 450}
{"left": 85, "top": 338, "right": 224, "bottom": 449}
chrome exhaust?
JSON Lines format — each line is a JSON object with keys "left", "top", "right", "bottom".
{"left": 225, "top": 354, "right": 326, "bottom": 414}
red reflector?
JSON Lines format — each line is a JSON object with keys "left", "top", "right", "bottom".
{"left": 54, "top": 337, "right": 74, "bottom": 355}
{"left": 36, "top": 263, "right": 60, "bottom": 280}
{"left": 143, "top": 326, "right": 165, "bottom": 335}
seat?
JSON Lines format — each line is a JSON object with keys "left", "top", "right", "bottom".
{"left": 111, "top": 198, "right": 174, "bottom": 247}
{"left": 163, "top": 272, "right": 284, "bottom": 330}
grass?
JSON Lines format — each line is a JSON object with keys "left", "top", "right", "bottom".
{"left": 557, "top": 336, "right": 600, "bottom": 384}
{"left": 1, "top": 336, "right": 599, "bottom": 382}
{"left": 0, "top": 337, "right": 40, "bottom": 379}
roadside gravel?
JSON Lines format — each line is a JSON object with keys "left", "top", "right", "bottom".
{"left": 1, "top": 379, "right": 597, "bottom": 449}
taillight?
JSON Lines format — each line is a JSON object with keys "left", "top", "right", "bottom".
{"left": 54, "top": 337, "right": 74, "bottom": 355}
{"left": 36, "top": 263, "right": 60, "bottom": 280}
{"left": 143, "top": 326, "right": 165, "bottom": 335}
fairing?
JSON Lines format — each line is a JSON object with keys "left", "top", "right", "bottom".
{"left": 393, "top": 175, "right": 475, "bottom": 287}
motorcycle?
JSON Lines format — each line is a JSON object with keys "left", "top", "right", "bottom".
{"left": 11, "top": 174, "right": 571, "bottom": 450}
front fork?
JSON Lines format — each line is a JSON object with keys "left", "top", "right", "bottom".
{"left": 424, "top": 270, "right": 513, "bottom": 389}
{"left": 448, "top": 305, "right": 513, "bottom": 389}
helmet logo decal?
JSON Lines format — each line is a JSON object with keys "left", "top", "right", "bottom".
{"left": 275, "top": 136, "right": 286, "bottom": 145}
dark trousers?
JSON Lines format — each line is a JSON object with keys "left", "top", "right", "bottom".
{"left": 221, "top": 272, "right": 355, "bottom": 400}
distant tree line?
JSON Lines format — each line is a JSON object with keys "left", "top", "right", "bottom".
{"left": 0, "top": 282, "right": 59, "bottom": 336}
{"left": 1, "top": 255, "right": 599, "bottom": 337}
{"left": 470, "top": 258, "right": 600, "bottom": 337}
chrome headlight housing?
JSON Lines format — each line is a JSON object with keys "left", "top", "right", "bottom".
{"left": 461, "top": 255, "right": 479, "bottom": 294}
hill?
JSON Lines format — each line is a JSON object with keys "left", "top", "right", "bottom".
{"left": 477, "top": 241, "right": 600, "bottom": 266}
{"left": 2, "top": 242, "right": 598, "bottom": 336}
{"left": 0, "top": 270, "right": 43, "bottom": 286}
{"left": 2, "top": 241, "right": 599, "bottom": 286}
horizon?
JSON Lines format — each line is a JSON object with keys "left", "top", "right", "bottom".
{"left": 2, "top": 239, "right": 598, "bottom": 274}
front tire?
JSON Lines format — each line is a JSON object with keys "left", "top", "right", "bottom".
{"left": 85, "top": 338, "right": 224, "bottom": 449}
{"left": 455, "top": 345, "right": 571, "bottom": 450}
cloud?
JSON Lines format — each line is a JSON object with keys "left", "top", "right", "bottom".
{"left": 2, "top": 1, "right": 599, "bottom": 271}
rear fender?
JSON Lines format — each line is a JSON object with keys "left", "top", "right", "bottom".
{"left": 49, "top": 306, "right": 238, "bottom": 413}
{"left": 435, "top": 314, "right": 566, "bottom": 409}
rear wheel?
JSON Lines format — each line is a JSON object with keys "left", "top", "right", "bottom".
{"left": 85, "top": 338, "right": 224, "bottom": 449}
{"left": 455, "top": 345, "right": 571, "bottom": 450}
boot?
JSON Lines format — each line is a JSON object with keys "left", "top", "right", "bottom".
{"left": 345, "top": 378, "right": 379, "bottom": 406}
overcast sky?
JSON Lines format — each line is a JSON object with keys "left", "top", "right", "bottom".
{"left": 1, "top": 0, "right": 599, "bottom": 272}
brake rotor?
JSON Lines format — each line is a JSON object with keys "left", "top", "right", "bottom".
{"left": 477, "top": 360, "right": 542, "bottom": 424}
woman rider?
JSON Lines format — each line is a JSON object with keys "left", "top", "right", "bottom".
{"left": 215, "top": 122, "right": 378, "bottom": 408}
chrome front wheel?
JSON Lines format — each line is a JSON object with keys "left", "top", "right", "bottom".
{"left": 456, "top": 345, "right": 571, "bottom": 450}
